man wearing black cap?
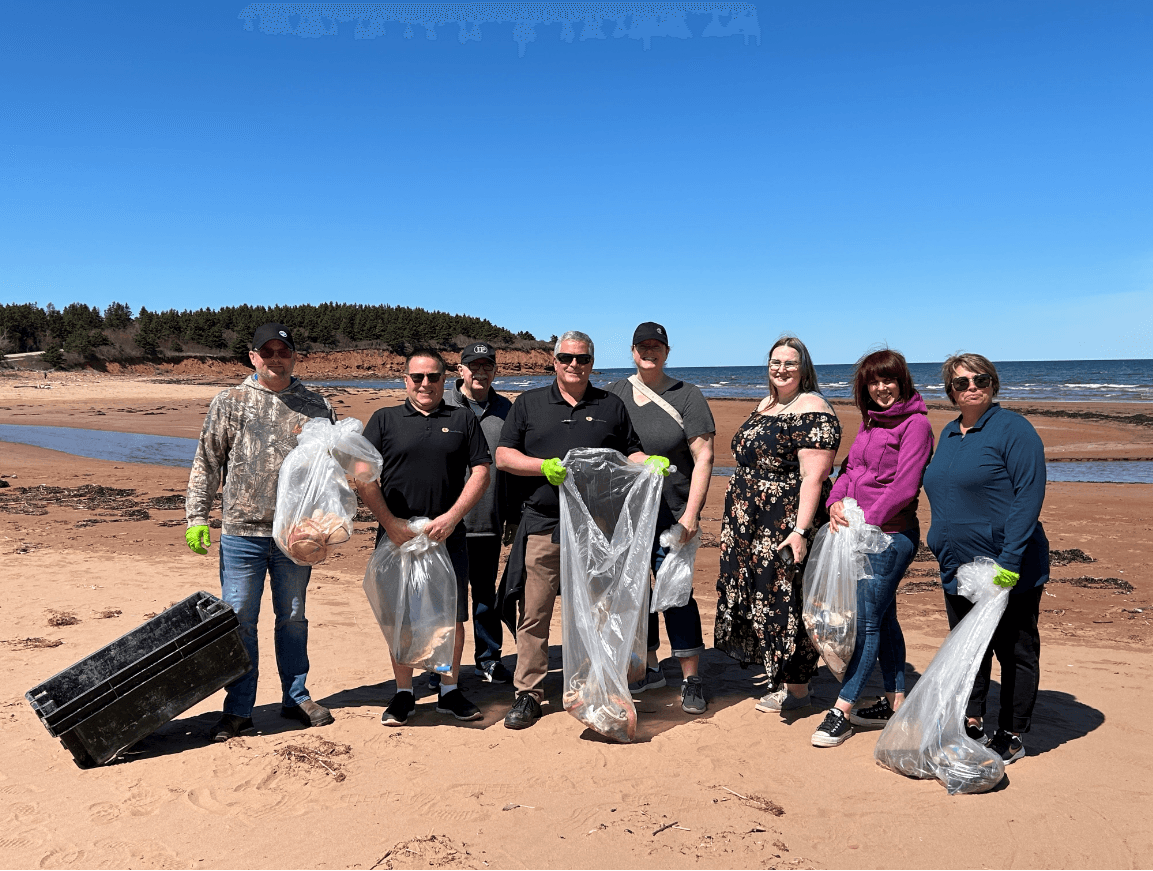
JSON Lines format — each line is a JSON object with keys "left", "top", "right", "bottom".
{"left": 186, "top": 323, "right": 337, "bottom": 742}
{"left": 445, "top": 342, "right": 515, "bottom": 684}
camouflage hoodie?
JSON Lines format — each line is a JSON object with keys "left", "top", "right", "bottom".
{"left": 185, "top": 374, "right": 334, "bottom": 537}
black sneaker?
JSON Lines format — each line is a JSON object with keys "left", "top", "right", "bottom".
{"left": 680, "top": 676, "right": 707, "bottom": 715}
{"left": 436, "top": 688, "right": 483, "bottom": 721}
{"left": 381, "top": 692, "right": 416, "bottom": 726}
{"left": 849, "top": 697, "right": 894, "bottom": 727}
{"left": 428, "top": 673, "right": 442, "bottom": 692}
{"left": 966, "top": 720, "right": 990, "bottom": 746}
{"left": 504, "top": 693, "right": 542, "bottom": 730}
{"left": 475, "top": 661, "right": 514, "bottom": 684}
{"left": 211, "top": 713, "right": 254, "bottom": 742}
{"left": 811, "top": 708, "right": 853, "bottom": 748}
{"left": 989, "top": 729, "right": 1025, "bottom": 764}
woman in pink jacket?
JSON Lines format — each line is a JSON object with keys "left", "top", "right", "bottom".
{"left": 810, "top": 350, "right": 934, "bottom": 748}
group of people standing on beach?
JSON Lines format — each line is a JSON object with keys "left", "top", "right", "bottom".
{"left": 184, "top": 321, "right": 1049, "bottom": 768}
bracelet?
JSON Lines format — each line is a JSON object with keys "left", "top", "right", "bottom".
{"left": 792, "top": 527, "right": 808, "bottom": 537}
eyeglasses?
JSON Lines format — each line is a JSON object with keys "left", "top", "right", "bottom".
{"left": 256, "top": 347, "right": 293, "bottom": 359}
{"left": 556, "top": 353, "right": 592, "bottom": 365}
{"left": 407, "top": 371, "right": 444, "bottom": 384}
{"left": 465, "top": 361, "right": 495, "bottom": 372}
{"left": 768, "top": 360, "right": 799, "bottom": 371}
{"left": 951, "top": 374, "right": 993, "bottom": 392}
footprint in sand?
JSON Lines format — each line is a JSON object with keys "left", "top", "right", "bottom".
{"left": 9, "top": 803, "right": 49, "bottom": 825}
{"left": 87, "top": 801, "right": 121, "bottom": 825}
{"left": 123, "top": 787, "right": 162, "bottom": 816}
{"left": 38, "top": 847, "right": 86, "bottom": 869}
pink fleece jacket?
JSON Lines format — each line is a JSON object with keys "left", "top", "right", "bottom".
{"left": 826, "top": 393, "right": 934, "bottom": 532}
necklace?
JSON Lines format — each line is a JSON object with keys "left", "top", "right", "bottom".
{"left": 768, "top": 391, "right": 805, "bottom": 415}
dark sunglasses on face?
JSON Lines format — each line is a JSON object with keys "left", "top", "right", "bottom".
{"left": 407, "top": 371, "right": 444, "bottom": 384}
{"left": 951, "top": 374, "right": 993, "bottom": 391}
{"left": 556, "top": 353, "right": 592, "bottom": 365}
{"left": 256, "top": 347, "right": 293, "bottom": 359}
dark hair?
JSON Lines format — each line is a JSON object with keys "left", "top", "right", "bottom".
{"left": 768, "top": 335, "right": 820, "bottom": 397}
{"left": 942, "top": 353, "right": 1000, "bottom": 405}
{"left": 405, "top": 348, "right": 447, "bottom": 374}
{"left": 853, "top": 349, "right": 916, "bottom": 425}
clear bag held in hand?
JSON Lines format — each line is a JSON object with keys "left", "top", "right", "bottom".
{"left": 801, "top": 497, "right": 891, "bottom": 681}
{"left": 362, "top": 517, "right": 457, "bottom": 674}
{"left": 873, "top": 557, "right": 1012, "bottom": 795}
{"left": 651, "top": 521, "right": 698, "bottom": 613}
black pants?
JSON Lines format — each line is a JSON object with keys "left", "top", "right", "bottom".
{"left": 944, "top": 585, "right": 1044, "bottom": 734}
{"left": 467, "top": 536, "right": 504, "bottom": 668}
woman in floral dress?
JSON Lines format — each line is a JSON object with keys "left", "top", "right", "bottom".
{"left": 714, "top": 336, "right": 841, "bottom": 712}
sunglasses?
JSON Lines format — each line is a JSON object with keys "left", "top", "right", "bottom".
{"left": 556, "top": 353, "right": 592, "bottom": 365}
{"left": 951, "top": 374, "right": 993, "bottom": 391}
{"left": 407, "top": 371, "right": 444, "bottom": 384}
{"left": 256, "top": 347, "right": 293, "bottom": 359}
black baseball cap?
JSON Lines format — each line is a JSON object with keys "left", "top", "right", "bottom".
{"left": 632, "top": 322, "right": 669, "bottom": 346}
{"left": 460, "top": 342, "right": 497, "bottom": 365}
{"left": 251, "top": 323, "right": 295, "bottom": 351}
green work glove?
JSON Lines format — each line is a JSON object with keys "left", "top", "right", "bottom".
{"left": 541, "top": 457, "right": 567, "bottom": 486}
{"left": 185, "top": 525, "right": 211, "bottom": 555}
{"left": 644, "top": 455, "right": 671, "bottom": 477}
{"left": 993, "top": 565, "right": 1019, "bottom": 589}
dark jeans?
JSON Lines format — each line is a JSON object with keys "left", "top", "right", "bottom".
{"left": 944, "top": 585, "right": 1044, "bottom": 734}
{"left": 467, "top": 535, "right": 504, "bottom": 667}
{"left": 646, "top": 527, "right": 705, "bottom": 659}
{"left": 838, "top": 529, "right": 917, "bottom": 704}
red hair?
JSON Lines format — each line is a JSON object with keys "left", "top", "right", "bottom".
{"left": 853, "top": 349, "right": 916, "bottom": 426}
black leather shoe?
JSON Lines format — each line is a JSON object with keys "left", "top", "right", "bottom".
{"left": 211, "top": 714, "right": 254, "bottom": 742}
{"left": 280, "top": 699, "right": 335, "bottom": 727}
{"left": 504, "top": 693, "right": 542, "bottom": 730}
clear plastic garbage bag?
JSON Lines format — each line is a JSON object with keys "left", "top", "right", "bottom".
{"left": 801, "top": 497, "right": 891, "bottom": 681}
{"left": 362, "top": 517, "right": 457, "bottom": 675}
{"left": 873, "top": 557, "right": 1011, "bottom": 795}
{"left": 559, "top": 448, "right": 665, "bottom": 743}
{"left": 274, "top": 417, "right": 384, "bottom": 566}
{"left": 651, "top": 524, "right": 699, "bottom": 613}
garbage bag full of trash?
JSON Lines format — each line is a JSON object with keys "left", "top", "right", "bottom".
{"left": 873, "top": 557, "right": 1012, "bottom": 795}
{"left": 362, "top": 517, "right": 457, "bottom": 675}
{"left": 559, "top": 448, "right": 664, "bottom": 743}
{"left": 801, "top": 497, "right": 891, "bottom": 681}
{"left": 274, "top": 417, "right": 383, "bottom": 566}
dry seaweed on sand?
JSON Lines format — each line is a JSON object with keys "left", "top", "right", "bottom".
{"left": 3, "top": 637, "right": 64, "bottom": 649}
{"left": 272, "top": 737, "right": 351, "bottom": 782}
{"left": 47, "top": 610, "right": 80, "bottom": 627}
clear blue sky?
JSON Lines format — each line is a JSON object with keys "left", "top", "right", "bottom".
{"left": 3, "top": 1, "right": 1151, "bottom": 368}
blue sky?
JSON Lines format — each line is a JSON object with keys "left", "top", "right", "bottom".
{"left": 2, "top": 1, "right": 1151, "bottom": 368}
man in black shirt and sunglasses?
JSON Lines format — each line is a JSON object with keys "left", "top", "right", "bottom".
{"left": 359, "top": 349, "right": 492, "bottom": 727}
{"left": 496, "top": 330, "right": 665, "bottom": 730}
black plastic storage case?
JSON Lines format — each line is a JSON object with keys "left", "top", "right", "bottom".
{"left": 26, "top": 591, "right": 251, "bottom": 767}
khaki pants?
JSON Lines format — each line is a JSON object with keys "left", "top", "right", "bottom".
{"left": 513, "top": 532, "right": 561, "bottom": 699}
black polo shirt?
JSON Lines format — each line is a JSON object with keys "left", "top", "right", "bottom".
{"left": 498, "top": 380, "right": 643, "bottom": 519}
{"left": 363, "top": 399, "right": 491, "bottom": 530}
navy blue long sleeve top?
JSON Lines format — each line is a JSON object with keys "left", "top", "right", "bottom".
{"left": 922, "top": 404, "right": 1050, "bottom": 595}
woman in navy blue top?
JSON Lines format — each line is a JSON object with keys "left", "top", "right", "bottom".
{"left": 922, "top": 353, "right": 1049, "bottom": 767}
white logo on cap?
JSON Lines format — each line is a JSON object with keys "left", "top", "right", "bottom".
{"left": 279, "top": 331, "right": 287, "bottom": 338}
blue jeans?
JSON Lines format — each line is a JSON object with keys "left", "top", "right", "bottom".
{"left": 837, "top": 529, "right": 918, "bottom": 705}
{"left": 219, "top": 534, "right": 314, "bottom": 717}
{"left": 646, "top": 527, "right": 706, "bottom": 659}
{"left": 467, "top": 536, "right": 504, "bottom": 667}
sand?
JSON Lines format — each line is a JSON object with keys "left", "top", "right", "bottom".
{"left": 1, "top": 371, "right": 1151, "bottom": 869}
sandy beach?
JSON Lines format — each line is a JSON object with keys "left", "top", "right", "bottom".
{"left": 2, "top": 372, "right": 1151, "bottom": 869}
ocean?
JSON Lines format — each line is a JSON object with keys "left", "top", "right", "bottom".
{"left": 310, "top": 358, "right": 1153, "bottom": 403}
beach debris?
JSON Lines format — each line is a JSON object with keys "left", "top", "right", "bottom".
{"left": 272, "top": 737, "right": 351, "bottom": 782}
{"left": 501, "top": 803, "right": 535, "bottom": 811}
{"left": 370, "top": 834, "right": 471, "bottom": 871}
{"left": 3, "top": 637, "right": 63, "bottom": 649}
{"left": 47, "top": 610, "right": 80, "bottom": 627}
{"left": 1053, "top": 576, "right": 1133, "bottom": 593}
{"left": 719, "top": 786, "right": 785, "bottom": 816}
{"left": 1050, "top": 548, "right": 1095, "bottom": 565}
{"left": 94, "top": 609, "right": 122, "bottom": 619}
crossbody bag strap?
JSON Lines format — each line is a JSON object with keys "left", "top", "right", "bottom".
{"left": 628, "top": 374, "right": 684, "bottom": 429}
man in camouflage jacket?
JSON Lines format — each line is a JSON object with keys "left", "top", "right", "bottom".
{"left": 185, "top": 323, "right": 336, "bottom": 742}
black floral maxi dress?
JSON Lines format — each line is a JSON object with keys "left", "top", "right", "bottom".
{"left": 714, "top": 409, "right": 842, "bottom": 689}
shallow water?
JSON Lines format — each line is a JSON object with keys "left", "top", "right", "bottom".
{"left": 0, "top": 424, "right": 198, "bottom": 467}
{"left": 1, "top": 424, "right": 1150, "bottom": 482}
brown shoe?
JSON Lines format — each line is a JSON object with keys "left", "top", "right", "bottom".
{"left": 280, "top": 699, "right": 334, "bottom": 727}
{"left": 211, "top": 714, "right": 254, "bottom": 742}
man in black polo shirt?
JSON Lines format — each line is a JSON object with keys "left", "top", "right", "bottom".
{"left": 496, "top": 330, "right": 668, "bottom": 730}
{"left": 358, "top": 349, "right": 492, "bottom": 726}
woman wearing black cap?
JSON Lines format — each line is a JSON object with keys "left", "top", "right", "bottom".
{"left": 607, "top": 322, "right": 716, "bottom": 714}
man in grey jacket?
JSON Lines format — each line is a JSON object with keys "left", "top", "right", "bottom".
{"left": 185, "top": 323, "right": 336, "bottom": 742}
{"left": 444, "top": 342, "right": 514, "bottom": 683}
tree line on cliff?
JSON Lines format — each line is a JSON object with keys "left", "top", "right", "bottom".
{"left": 0, "top": 301, "right": 547, "bottom": 366}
